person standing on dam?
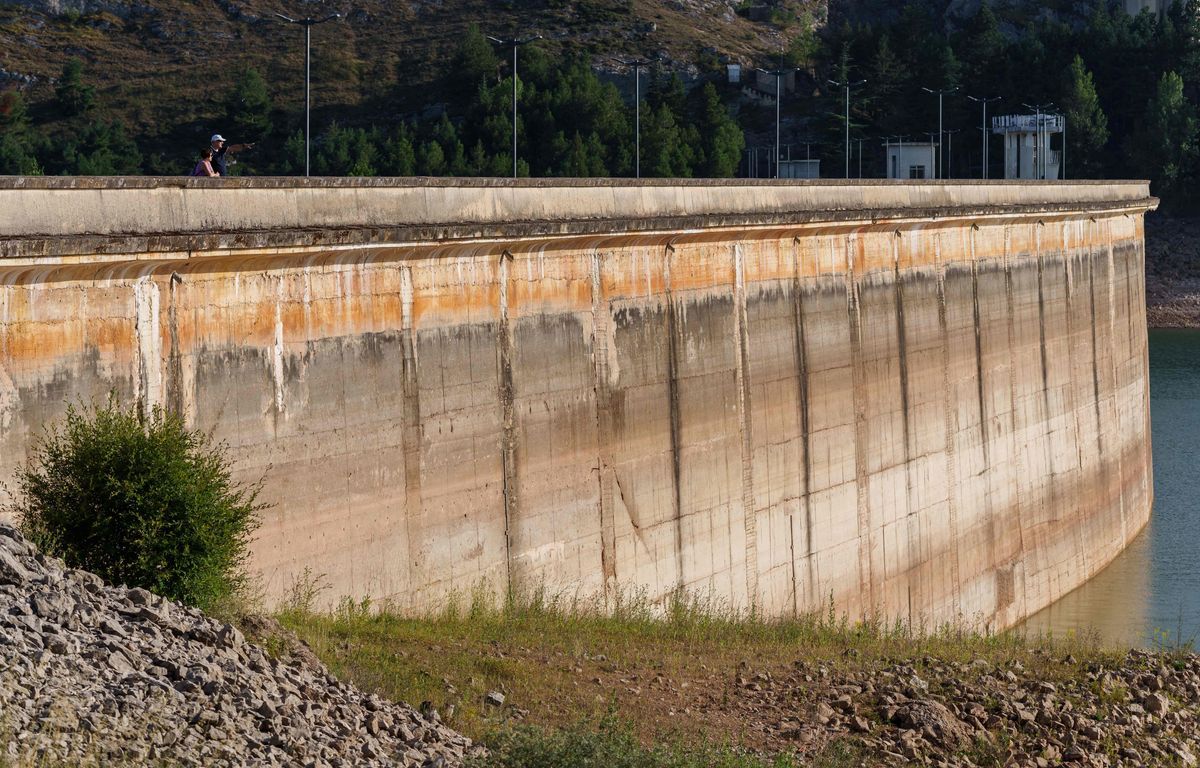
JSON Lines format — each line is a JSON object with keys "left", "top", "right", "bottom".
{"left": 208, "top": 134, "right": 255, "bottom": 176}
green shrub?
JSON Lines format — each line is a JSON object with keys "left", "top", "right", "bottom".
{"left": 471, "top": 715, "right": 800, "bottom": 768}
{"left": 11, "top": 397, "right": 264, "bottom": 611}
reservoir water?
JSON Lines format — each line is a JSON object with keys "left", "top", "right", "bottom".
{"left": 1020, "top": 329, "right": 1200, "bottom": 647}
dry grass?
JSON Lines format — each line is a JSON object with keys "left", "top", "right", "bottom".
{"left": 278, "top": 585, "right": 1121, "bottom": 760}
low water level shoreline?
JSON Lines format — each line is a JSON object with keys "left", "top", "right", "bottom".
{"left": 1020, "top": 329, "right": 1200, "bottom": 647}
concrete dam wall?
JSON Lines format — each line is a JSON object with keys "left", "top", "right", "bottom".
{"left": 0, "top": 178, "right": 1156, "bottom": 629}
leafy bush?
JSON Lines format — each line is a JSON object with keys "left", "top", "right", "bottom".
{"left": 11, "top": 398, "right": 264, "bottom": 611}
{"left": 471, "top": 715, "right": 800, "bottom": 768}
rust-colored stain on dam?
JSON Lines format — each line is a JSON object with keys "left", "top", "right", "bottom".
{"left": 0, "top": 178, "right": 1156, "bottom": 629}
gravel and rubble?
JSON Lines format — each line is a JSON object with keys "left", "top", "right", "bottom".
{"left": 0, "top": 523, "right": 477, "bottom": 767}
{"left": 715, "top": 651, "right": 1200, "bottom": 766}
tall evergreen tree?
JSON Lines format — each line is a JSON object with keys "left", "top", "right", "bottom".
{"left": 54, "top": 58, "right": 95, "bottom": 117}
{"left": 225, "top": 68, "right": 273, "bottom": 142}
{"left": 697, "top": 83, "right": 744, "bottom": 177}
{"left": 1133, "top": 71, "right": 1198, "bottom": 199}
{"left": 1062, "top": 55, "right": 1110, "bottom": 178}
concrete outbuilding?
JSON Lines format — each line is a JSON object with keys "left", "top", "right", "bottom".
{"left": 885, "top": 142, "right": 938, "bottom": 179}
{"left": 992, "top": 113, "right": 1063, "bottom": 180}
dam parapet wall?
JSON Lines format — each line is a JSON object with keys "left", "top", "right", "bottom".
{"left": 0, "top": 178, "right": 1156, "bottom": 629}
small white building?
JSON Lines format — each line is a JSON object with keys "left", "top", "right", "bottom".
{"left": 992, "top": 114, "right": 1063, "bottom": 180}
{"left": 726, "top": 64, "right": 741, "bottom": 84}
{"left": 885, "top": 142, "right": 938, "bottom": 179}
{"left": 779, "top": 159, "right": 820, "bottom": 179}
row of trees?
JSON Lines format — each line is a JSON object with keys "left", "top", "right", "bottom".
{"left": 813, "top": 0, "right": 1200, "bottom": 203}
{"left": 0, "top": 26, "right": 745, "bottom": 180}
{"left": 3, "top": 2, "right": 1200, "bottom": 206}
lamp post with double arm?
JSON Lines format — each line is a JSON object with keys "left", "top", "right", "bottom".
{"left": 921, "top": 86, "right": 958, "bottom": 179}
{"left": 828, "top": 78, "right": 866, "bottom": 179}
{"left": 966, "top": 95, "right": 1001, "bottom": 179}
{"left": 274, "top": 12, "right": 341, "bottom": 177}
{"left": 488, "top": 34, "right": 542, "bottom": 178}
{"left": 612, "top": 56, "right": 657, "bottom": 178}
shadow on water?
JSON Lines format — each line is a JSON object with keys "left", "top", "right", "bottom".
{"left": 1018, "top": 329, "right": 1200, "bottom": 648}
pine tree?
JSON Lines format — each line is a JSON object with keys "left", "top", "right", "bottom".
{"left": 697, "top": 84, "right": 743, "bottom": 177}
{"left": 1134, "top": 71, "right": 1198, "bottom": 199}
{"left": 1062, "top": 55, "right": 1110, "bottom": 178}
{"left": 54, "top": 58, "right": 95, "bottom": 117}
{"left": 226, "top": 68, "right": 273, "bottom": 142}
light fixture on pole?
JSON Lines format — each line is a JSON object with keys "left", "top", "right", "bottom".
{"left": 966, "top": 95, "right": 1001, "bottom": 179}
{"left": 274, "top": 11, "right": 341, "bottom": 177}
{"left": 759, "top": 67, "right": 798, "bottom": 179}
{"left": 921, "top": 85, "right": 958, "bottom": 179}
{"left": 611, "top": 56, "right": 657, "bottom": 178}
{"left": 488, "top": 34, "right": 542, "bottom": 178}
{"left": 828, "top": 78, "right": 866, "bottom": 179}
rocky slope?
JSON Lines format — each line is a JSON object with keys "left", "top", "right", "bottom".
{"left": 0, "top": 523, "right": 476, "bottom": 767}
{"left": 1145, "top": 214, "right": 1200, "bottom": 328}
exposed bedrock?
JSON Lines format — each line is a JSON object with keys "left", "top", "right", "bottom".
{"left": 0, "top": 178, "right": 1157, "bottom": 630}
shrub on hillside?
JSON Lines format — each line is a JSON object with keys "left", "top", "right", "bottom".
{"left": 10, "top": 398, "right": 264, "bottom": 611}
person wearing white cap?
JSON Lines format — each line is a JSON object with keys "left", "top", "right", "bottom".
{"left": 208, "top": 134, "right": 255, "bottom": 176}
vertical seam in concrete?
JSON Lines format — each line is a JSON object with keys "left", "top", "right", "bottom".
{"left": 893, "top": 234, "right": 916, "bottom": 626}
{"left": 1087, "top": 234, "right": 1104, "bottom": 461}
{"left": 399, "top": 266, "right": 422, "bottom": 610}
{"left": 133, "top": 275, "right": 162, "bottom": 419}
{"left": 1105, "top": 225, "right": 1127, "bottom": 544}
{"left": 272, "top": 275, "right": 286, "bottom": 432}
{"left": 936, "top": 230, "right": 963, "bottom": 622}
{"left": 970, "top": 234, "right": 990, "bottom": 467}
{"left": 166, "top": 272, "right": 184, "bottom": 420}
{"left": 791, "top": 237, "right": 814, "bottom": 615}
{"left": 497, "top": 250, "right": 518, "bottom": 600}
{"left": 1003, "top": 225, "right": 1029, "bottom": 624}
{"left": 664, "top": 243, "right": 686, "bottom": 596}
{"left": 589, "top": 248, "right": 618, "bottom": 597}
{"left": 847, "top": 230, "right": 876, "bottom": 617}
{"left": 1136, "top": 228, "right": 1154, "bottom": 533}
{"left": 733, "top": 242, "right": 759, "bottom": 610}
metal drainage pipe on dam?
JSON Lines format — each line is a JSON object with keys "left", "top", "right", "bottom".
{"left": 0, "top": 177, "right": 1156, "bottom": 630}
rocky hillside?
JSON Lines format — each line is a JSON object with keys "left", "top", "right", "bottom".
{"left": 0, "top": 0, "right": 819, "bottom": 132}
{"left": 0, "top": 522, "right": 475, "bottom": 767}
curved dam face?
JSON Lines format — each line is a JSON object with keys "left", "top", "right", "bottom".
{"left": 0, "top": 178, "right": 1155, "bottom": 629}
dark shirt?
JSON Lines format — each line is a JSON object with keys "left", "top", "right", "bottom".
{"left": 211, "top": 145, "right": 230, "bottom": 175}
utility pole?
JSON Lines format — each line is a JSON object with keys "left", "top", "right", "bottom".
{"left": 612, "top": 57, "right": 657, "bottom": 178}
{"left": 921, "top": 86, "right": 958, "bottom": 179}
{"left": 489, "top": 34, "right": 542, "bottom": 178}
{"left": 274, "top": 12, "right": 341, "bottom": 177}
{"left": 925, "top": 132, "right": 938, "bottom": 179}
{"left": 828, "top": 78, "right": 866, "bottom": 179}
{"left": 945, "top": 128, "right": 961, "bottom": 179}
{"left": 857, "top": 137, "right": 863, "bottom": 178}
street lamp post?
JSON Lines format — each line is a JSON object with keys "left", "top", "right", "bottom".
{"left": 921, "top": 86, "right": 958, "bottom": 179}
{"left": 274, "top": 12, "right": 341, "bottom": 177}
{"left": 759, "top": 67, "right": 798, "bottom": 179}
{"left": 828, "top": 78, "right": 866, "bottom": 179}
{"left": 489, "top": 34, "right": 542, "bottom": 178}
{"left": 966, "top": 95, "right": 1001, "bottom": 179}
{"left": 612, "top": 57, "right": 657, "bottom": 178}
{"left": 925, "top": 132, "right": 938, "bottom": 179}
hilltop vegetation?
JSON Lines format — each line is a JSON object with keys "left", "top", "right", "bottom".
{"left": 2, "top": 0, "right": 1200, "bottom": 206}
